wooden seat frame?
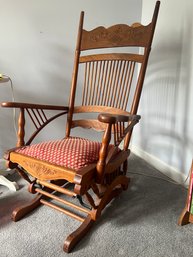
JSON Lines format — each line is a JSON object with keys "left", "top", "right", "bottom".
{"left": 1, "top": 2, "right": 160, "bottom": 253}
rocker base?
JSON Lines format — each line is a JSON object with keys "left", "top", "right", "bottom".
{"left": 12, "top": 194, "right": 42, "bottom": 222}
{"left": 63, "top": 215, "right": 94, "bottom": 253}
{"left": 11, "top": 175, "right": 130, "bottom": 253}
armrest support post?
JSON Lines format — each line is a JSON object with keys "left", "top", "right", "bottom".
{"left": 123, "top": 130, "right": 132, "bottom": 151}
{"left": 17, "top": 108, "right": 25, "bottom": 147}
{"left": 96, "top": 123, "right": 112, "bottom": 183}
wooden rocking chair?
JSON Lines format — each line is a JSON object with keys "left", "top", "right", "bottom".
{"left": 1, "top": 1, "right": 160, "bottom": 253}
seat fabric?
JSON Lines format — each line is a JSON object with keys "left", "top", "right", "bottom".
{"left": 15, "top": 137, "right": 102, "bottom": 170}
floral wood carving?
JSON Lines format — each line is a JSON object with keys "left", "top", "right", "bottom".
{"left": 81, "top": 23, "right": 152, "bottom": 50}
{"left": 23, "top": 160, "right": 57, "bottom": 177}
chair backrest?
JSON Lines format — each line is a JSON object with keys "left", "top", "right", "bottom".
{"left": 66, "top": 1, "right": 160, "bottom": 148}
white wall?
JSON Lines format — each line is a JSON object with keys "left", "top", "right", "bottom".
{"left": 132, "top": 0, "right": 193, "bottom": 179}
{"left": 0, "top": 0, "right": 142, "bottom": 157}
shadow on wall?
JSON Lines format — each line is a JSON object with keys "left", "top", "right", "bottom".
{"left": 0, "top": 44, "right": 73, "bottom": 153}
{"left": 137, "top": 14, "right": 193, "bottom": 175}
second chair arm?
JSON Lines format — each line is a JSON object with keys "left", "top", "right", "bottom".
{"left": 98, "top": 112, "right": 141, "bottom": 124}
{"left": 98, "top": 112, "right": 141, "bottom": 148}
{"left": 96, "top": 113, "right": 141, "bottom": 183}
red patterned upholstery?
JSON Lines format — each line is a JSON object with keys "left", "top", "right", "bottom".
{"left": 15, "top": 137, "right": 102, "bottom": 170}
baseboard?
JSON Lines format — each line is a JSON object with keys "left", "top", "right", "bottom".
{"left": 130, "top": 145, "right": 189, "bottom": 187}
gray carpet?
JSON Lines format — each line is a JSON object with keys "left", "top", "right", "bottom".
{"left": 0, "top": 154, "right": 192, "bottom": 257}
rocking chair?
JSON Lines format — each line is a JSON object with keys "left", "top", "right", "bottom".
{"left": 1, "top": 1, "right": 160, "bottom": 253}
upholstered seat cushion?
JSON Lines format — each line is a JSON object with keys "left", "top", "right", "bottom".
{"left": 15, "top": 137, "right": 102, "bottom": 170}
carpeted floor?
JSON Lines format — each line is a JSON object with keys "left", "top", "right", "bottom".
{"left": 0, "top": 154, "right": 192, "bottom": 257}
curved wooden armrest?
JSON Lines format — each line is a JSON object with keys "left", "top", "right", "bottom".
{"left": 98, "top": 113, "right": 141, "bottom": 124}
{"left": 1, "top": 102, "right": 69, "bottom": 111}
{"left": 1, "top": 102, "right": 69, "bottom": 147}
{"left": 97, "top": 113, "right": 141, "bottom": 181}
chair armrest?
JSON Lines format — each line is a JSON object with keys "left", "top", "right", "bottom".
{"left": 98, "top": 113, "right": 141, "bottom": 124}
{"left": 1, "top": 102, "right": 69, "bottom": 111}
{"left": 1, "top": 102, "right": 69, "bottom": 147}
{"left": 96, "top": 113, "right": 141, "bottom": 183}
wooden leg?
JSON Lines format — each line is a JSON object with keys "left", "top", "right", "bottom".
{"left": 12, "top": 194, "right": 42, "bottom": 222}
{"left": 16, "top": 166, "right": 32, "bottom": 184}
{"left": 91, "top": 175, "right": 129, "bottom": 220}
{"left": 178, "top": 208, "right": 190, "bottom": 226}
{"left": 63, "top": 215, "right": 94, "bottom": 253}
{"left": 63, "top": 176, "right": 129, "bottom": 252}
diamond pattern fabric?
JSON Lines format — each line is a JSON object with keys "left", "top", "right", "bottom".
{"left": 15, "top": 137, "right": 102, "bottom": 170}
